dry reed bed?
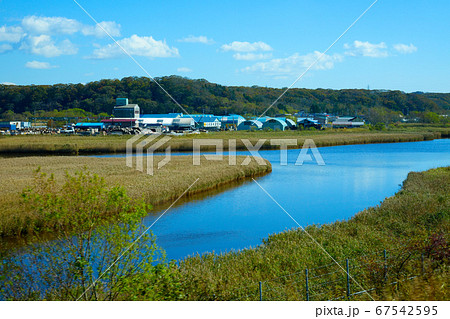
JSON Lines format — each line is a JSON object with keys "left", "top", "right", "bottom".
{"left": 0, "top": 127, "right": 448, "bottom": 155}
{"left": 0, "top": 155, "right": 271, "bottom": 238}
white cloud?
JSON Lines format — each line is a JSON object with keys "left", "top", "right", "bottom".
{"left": 177, "top": 67, "right": 192, "bottom": 73}
{"left": 1, "top": 82, "right": 16, "bottom": 85}
{"left": 1, "top": 16, "right": 123, "bottom": 58}
{"left": 344, "top": 40, "right": 388, "bottom": 58}
{"left": 20, "top": 35, "right": 78, "bottom": 57}
{"left": 0, "top": 26, "right": 25, "bottom": 43}
{"left": 233, "top": 52, "right": 272, "bottom": 60}
{"left": 22, "top": 15, "right": 121, "bottom": 39}
{"left": 393, "top": 43, "right": 417, "bottom": 54}
{"left": 25, "top": 60, "right": 58, "bottom": 69}
{"left": 0, "top": 43, "right": 13, "bottom": 53}
{"left": 82, "top": 21, "right": 121, "bottom": 38}
{"left": 178, "top": 35, "right": 214, "bottom": 44}
{"left": 22, "top": 16, "right": 80, "bottom": 35}
{"left": 221, "top": 41, "right": 272, "bottom": 52}
{"left": 91, "top": 34, "right": 179, "bottom": 59}
{"left": 243, "top": 51, "right": 343, "bottom": 75}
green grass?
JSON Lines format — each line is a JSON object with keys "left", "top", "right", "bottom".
{"left": 0, "top": 124, "right": 448, "bottom": 155}
{"left": 0, "top": 162, "right": 448, "bottom": 300}
{"left": 0, "top": 155, "right": 271, "bottom": 238}
{"left": 170, "top": 166, "right": 450, "bottom": 300}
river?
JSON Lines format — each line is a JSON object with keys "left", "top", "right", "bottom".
{"left": 133, "top": 139, "right": 450, "bottom": 261}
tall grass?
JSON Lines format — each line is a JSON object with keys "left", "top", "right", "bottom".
{"left": 0, "top": 155, "right": 271, "bottom": 238}
{"left": 174, "top": 167, "right": 449, "bottom": 300}
{"left": 0, "top": 165, "right": 447, "bottom": 300}
{"left": 0, "top": 124, "right": 448, "bottom": 155}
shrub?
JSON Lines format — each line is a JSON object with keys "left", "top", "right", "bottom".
{"left": 0, "top": 169, "right": 180, "bottom": 300}
{"left": 374, "top": 123, "right": 386, "bottom": 130}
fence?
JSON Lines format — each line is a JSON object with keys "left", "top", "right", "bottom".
{"left": 211, "top": 246, "right": 441, "bottom": 301}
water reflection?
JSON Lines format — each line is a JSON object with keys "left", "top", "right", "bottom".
{"left": 145, "top": 140, "right": 450, "bottom": 260}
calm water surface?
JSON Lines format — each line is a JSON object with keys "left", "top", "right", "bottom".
{"left": 139, "top": 139, "right": 450, "bottom": 261}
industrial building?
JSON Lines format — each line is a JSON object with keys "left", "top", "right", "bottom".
{"left": 103, "top": 99, "right": 247, "bottom": 132}
{"left": 237, "top": 120, "right": 263, "bottom": 130}
{"left": 252, "top": 116, "right": 271, "bottom": 123}
{"left": 137, "top": 117, "right": 172, "bottom": 130}
{"left": 0, "top": 121, "right": 31, "bottom": 131}
{"left": 113, "top": 98, "right": 140, "bottom": 119}
{"left": 285, "top": 118, "right": 297, "bottom": 129}
{"left": 140, "top": 113, "right": 182, "bottom": 119}
{"left": 172, "top": 117, "right": 196, "bottom": 130}
{"left": 102, "top": 118, "right": 138, "bottom": 128}
{"left": 219, "top": 114, "right": 245, "bottom": 130}
{"left": 331, "top": 116, "right": 365, "bottom": 128}
{"left": 135, "top": 115, "right": 195, "bottom": 131}
{"left": 262, "top": 118, "right": 288, "bottom": 131}
{"left": 181, "top": 114, "right": 221, "bottom": 130}
{"left": 74, "top": 122, "right": 104, "bottom": 130}
{"left": 297, "top": 118, "right": 321, "bottom": 129}
{"left": 100, "top": 97, "right": 369, "bottom": 134}
{"left": 313, "top": 113, "right": 333, "bottom": 126}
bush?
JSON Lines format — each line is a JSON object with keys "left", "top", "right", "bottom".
{"left": 0, "top": 169, "right": 180, "bottom": 300}
{"left": 374, "top": 123, "right": 386, "bottom": 130}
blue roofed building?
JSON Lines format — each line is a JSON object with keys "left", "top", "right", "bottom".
{"left": 181, "top": 114, "right": 221, "bottom": 130}
{"left": 272, "top": 117, "right": 297, "bottom": 129}
{"left": 75, "top": 122, "right": 105, "bottom": 130}
{"left": 220, "top": 114, "right": 245, "bottom": 130}
{"left": 237, "top": 120, "right": 263, "bottom": 131}
{"left": 251, "top": 116, "right": 271, "bottom": 123}
{"left": 262, "top": 118, "right": 288, "bottom": 131}
{"left": 140, "top": 113, "right": 183, "bottom": 119}
{"left": 285, "top": 118, "right": 297, "bottom": 129}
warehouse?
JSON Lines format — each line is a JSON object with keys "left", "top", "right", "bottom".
{"left": 220, "top": 114, "right": 245, "bottom": 130}
{"left": 331, "top": 116, "right": 365, "bottom": 128}
{"left": 74, "top": 122, "right": 104, "bottom": 130}
{"left": 182, "top": 114, "right": 221, "bottom": 130}
{"left": 140, "top": 113, "right": 183, "bottom": 119}
{"left": 262, "top": 118, "right": 288, "bottom": 131}
{"left": 274, "top": 117, "right": 296, "bottom": 130}
{"left": 237, "top": 120, "right": 263, "bottom": 131}
{"left": 101, "top": 118, "right": 137, "bottom": 128}
{"left": 113, "top": 98, "right": 140, "bottom": 118}
{"left": 298, "top": 117, "right": 321, "bottom": 128}
{"left": 171, "top": 117, "right": 195, "bottom": 131}
{"left": 252, "top": 116, "right": 271, "bottom": 124}
{"left": 137, "top": 117, "right": 173, "bottom": 128}
{"left": 197, "top": 117, "right": 221, "bottom": 130}
{"left": 0, "top": 122, "right": 17, "bottom": 131}
{"left": 0, "top": 121, "right": 31, "bottom": 130}
{"left": 285, "top": 118, "right": 297, "bottom": 129}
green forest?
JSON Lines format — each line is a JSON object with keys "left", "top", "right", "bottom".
{"left": 1, "top": 76, "right": 449, "bottom": 123}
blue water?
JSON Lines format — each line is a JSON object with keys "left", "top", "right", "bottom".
{"left": 134, "top": 139, "right": 449, "bottom": 261}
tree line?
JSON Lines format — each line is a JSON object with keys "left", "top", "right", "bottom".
{"left": 1, "top": 76, "right": 449, "bottom": 123}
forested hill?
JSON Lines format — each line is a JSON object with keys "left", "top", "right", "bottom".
{"left": 1, "top": 76, "right": 449, "bottom": 121}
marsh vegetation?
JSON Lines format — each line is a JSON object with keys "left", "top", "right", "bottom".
{"left": 0, "top": 166, "right": 448, "bottom": 300}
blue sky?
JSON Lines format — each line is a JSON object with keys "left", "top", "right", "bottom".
{"left": 0, "top": 0, "right": 449, "bottom": 92}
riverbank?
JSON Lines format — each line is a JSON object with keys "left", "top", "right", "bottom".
{"left": 1, "top": 163, "right": 448, "bottom": 300}
{"left": 0, "top": 155, "right": 271, "bottom": 238}
{"left": 173, "top": 166, "right": 449, "bottom": 301}
{"left": 0, "top": 125, "right": 448, "bottom": 155}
